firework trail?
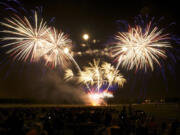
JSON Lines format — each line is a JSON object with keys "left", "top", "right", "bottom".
{"left": 112, "top": 21, "right": 171, "bottom": 71}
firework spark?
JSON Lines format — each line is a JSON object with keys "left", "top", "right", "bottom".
{"left": 0, "top": 11, "right": 50, "bottom": 62}
{"left": 101, "top": 62, "right": 126, "bottom": 88}
{"left": 112, "top": 22, "right": 171, "bottom": 71}
{"left": 64, "top": 69, "right": 74, "bottom": 81}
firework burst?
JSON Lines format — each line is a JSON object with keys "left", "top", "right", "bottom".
{"left": 64, "top": 59, "right": 125, "bottom": 106}
{"left": 42, "top": 27, "right": 72, "bottom": 68}
{"left": 0, "top": 11, "right": 50, "bottom": 62}
{"left": 112, "top": 22, "right": 171, "bottom": 71}
{"left": 65, "top": 59, "right": 126, "bottom": 93}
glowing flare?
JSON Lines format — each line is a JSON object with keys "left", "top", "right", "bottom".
{"left": 64, "top": 48, "right": 69, "bottom": 54}
{"left": 88, "top": 91, "right": 114, "bottom": 106}
{"left": 83, "top": 34, "right": 89, "bottom": 40}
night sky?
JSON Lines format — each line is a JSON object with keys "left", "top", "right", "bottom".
{"left": 0, "top": 0, "right": 179, "bottom": 103}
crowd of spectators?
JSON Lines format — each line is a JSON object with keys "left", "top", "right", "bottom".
{"left": 0, "top": 105, "right": 180, "bottom": 135}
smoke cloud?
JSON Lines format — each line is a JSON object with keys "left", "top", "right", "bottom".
{"left": 0, "top": 64, "right": 89, "bottom": 104}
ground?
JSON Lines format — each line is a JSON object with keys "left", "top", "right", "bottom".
{"left": 0, "top": 103, "right": 180, "bottom": 123}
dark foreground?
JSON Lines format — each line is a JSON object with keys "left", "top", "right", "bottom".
{"left": 0, "top": 104, "right": 180, "bottom": 135}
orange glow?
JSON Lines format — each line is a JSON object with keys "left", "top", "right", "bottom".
{"left": 87, "top": 91, "right": 113, "bottom": 106}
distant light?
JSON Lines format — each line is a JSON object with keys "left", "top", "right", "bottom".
{"left": 83, "top": 34, "right": 89, "bottom": 40}
{"left": 92, "top": 39, "right": 96, "bottom": 44}
{"left": 64, "top": 48, "right": 69, "bottom": 54}
{"left": 104, "top": 48, "right": 108, "bottom": 51}
{"left": 77, "top": 52, "right": 82, "bottom": 55}
{"left": 81, "top": 43, "right": 86, "bottom": 47}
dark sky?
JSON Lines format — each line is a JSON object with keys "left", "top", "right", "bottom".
{"left": 0, "top": 0, "right": 179, "bottom": 102}
{"left": 20, "top": 0, "right": 180, "bottom": 41}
